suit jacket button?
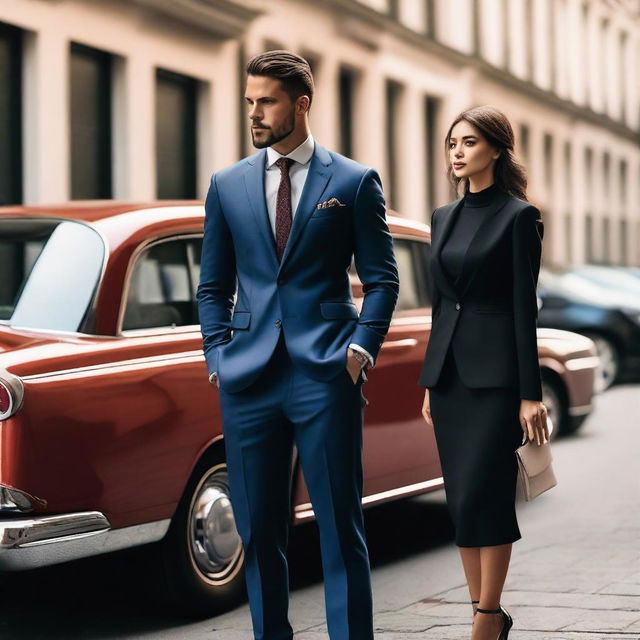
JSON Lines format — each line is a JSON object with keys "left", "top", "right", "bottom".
{"left": 455, "top": 302, "right": 461, "bottom": 311}
{"left": 275, "top": 319, "right": 282, "bottom": 328}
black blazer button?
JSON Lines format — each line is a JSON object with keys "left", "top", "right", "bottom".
{"left": 455, "top": 302, "right": 461, "bottom": 311}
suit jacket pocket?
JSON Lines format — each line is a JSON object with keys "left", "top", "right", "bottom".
{"left": 230, "top": 311, "right": 251, "bottom": 329}
{"left": 320, "top": 302, "right": 358, "bottom": 320}
{"left": 310, "top": 205, "right": 348, "bottom": 220}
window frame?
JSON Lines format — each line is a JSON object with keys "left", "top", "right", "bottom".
{"left": 119, "top": 233, "right": 204, "bottom": 337}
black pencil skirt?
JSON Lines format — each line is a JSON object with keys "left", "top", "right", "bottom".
{"left": 429, "top": 345, "right": 523, "bottom": 547}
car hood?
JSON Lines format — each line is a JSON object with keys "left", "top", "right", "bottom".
{"left": 536, "top": 327, "right": 597, "bottom": 359}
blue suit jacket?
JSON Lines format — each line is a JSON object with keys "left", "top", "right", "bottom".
{"left": 197, "top": 142, "right": 399, "bottom": 393}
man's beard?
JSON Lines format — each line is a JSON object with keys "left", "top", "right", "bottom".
{"left": 251, "top": 112, "right": 296, "bottom": 149}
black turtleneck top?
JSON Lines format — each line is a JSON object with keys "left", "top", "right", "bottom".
{"left": 440, "top": 182, "right": 501, "bottom": 283}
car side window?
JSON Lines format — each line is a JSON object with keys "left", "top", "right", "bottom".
{"left": 392, "top": 238, "right": 432, "bottom": 313}
{"left": 123, "top": 239, "right": 199, "bottom": 330}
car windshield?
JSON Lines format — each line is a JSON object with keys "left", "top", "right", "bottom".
{"left": 539, "top": 266, "right": 640, "bottom": 309}
{"left": 570, "top": 266, "right": 640, "bottom": 296}
{"left": 0, "top": 218, "right": 106, "bottom": 332}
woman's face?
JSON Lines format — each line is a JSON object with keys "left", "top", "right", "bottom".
{"left": 448, "top": 120, "right": 500, "bottom": 181}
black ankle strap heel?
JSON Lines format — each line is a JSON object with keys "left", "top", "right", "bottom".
{"left": 475, "top": 606, "right": 513, "bottom": 639}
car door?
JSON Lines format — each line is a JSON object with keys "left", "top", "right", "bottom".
{"left": 356, "top": 236, "right": 442, "bottom": 501}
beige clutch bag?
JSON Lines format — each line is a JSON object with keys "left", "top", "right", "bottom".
{"left": 516, "top": 417, "right": 557, "bottom": 501}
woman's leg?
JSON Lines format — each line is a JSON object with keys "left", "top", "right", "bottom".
{"left": 458, "top": 546, "right": 481, "bottom": 616}
{"left": 471, "top": 543, "right": 512, "bottom": 639}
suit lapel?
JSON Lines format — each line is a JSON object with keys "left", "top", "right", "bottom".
{"left": 243, "top": 149, "right": 279, "bottom": 270}
{"left": 432, "top": 190, "right": 512, "bottom": 300}
{"left": 432, "top": 199, "right": 463, "bottom": 300}
{"left": 278, "top": 143, "right": 333, "bottom": 273}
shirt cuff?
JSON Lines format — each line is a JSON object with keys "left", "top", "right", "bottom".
{"left": 348, "top": 343, "right": 374, "bottom": 369}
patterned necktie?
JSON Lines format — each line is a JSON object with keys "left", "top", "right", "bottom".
{"left": 275, "top": 157, "right": 294, "bottom": 261}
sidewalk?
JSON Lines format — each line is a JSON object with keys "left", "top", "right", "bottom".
{"left": 294, "top": 384, "right": 640, "bottom": 639}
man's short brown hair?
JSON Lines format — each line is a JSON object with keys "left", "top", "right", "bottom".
{"left": 246, "top": 50, "right": 314, "bottom": 107}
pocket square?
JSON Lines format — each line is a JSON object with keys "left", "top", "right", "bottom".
{"left": 316, "top": 197, "right": 346, "bottom": 210}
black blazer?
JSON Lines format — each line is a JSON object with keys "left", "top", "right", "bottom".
{"left": 419, "top": 189, "right": 544, "bottom": 401}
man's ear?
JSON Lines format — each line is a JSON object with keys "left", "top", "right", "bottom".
{"left": 297, "top": 95, "right": 311, "bottom": 114}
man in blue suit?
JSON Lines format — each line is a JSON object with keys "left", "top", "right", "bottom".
{"left": 197, "top": 50, "right": 398, "bottom": 640}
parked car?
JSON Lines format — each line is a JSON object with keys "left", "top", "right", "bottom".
{"left": 0, "top": 203, "right": 597, "bottom": 616}
{"left": 563, "top": 265, "right": 640, "bottom": 296}
{"left": 537, "top": 265, "right": 640, "bottom": 391}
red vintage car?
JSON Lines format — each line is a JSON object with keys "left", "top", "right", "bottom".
{"left": 0, "top": 203, "right": 597, "bottom": 615}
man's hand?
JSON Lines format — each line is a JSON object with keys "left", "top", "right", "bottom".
{"left": 209, "top": 372, "right": 219, "bottom": 389}
{"left": 346, "top": 348, "right": 364, "bottom": 384}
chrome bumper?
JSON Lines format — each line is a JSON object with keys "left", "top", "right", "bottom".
{"left": 0, "top": 511, "right": 170, "bottom": 571}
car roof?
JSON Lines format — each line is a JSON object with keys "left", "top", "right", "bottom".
{"left": 0, "top": 203, "right": 431, "bottom": 241}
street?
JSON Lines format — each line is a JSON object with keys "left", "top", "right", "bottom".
{"left": 0, "top": 382, "right": 638, "bottom": 639}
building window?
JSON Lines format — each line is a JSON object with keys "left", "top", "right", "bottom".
{"left": 155, "top": 69, "right": 197, "bottom": 200}
{"left": 518, "top": 124, "right": 530, "bottom": 164}
{"left": 564, "top": 214, "right": 572, "bottom": 265}
{"left": 620, "top": 158, "right": 627, "bottom": 208}
{"left": 424, "top": 95, "right": 439, "bottom": 214}
{"left": 525, "top": 0, "right": 534, "bottom": 80}
{"left": 339, "top": 66, "right": 357, "bottom": 159}
{"left": 602, "top": 152, "right": 610, "bottom": 203}
{"left": 472, "top": 0, "right": 481, "bottom": 56}
{"left": 425, "top": 0, "right": 437, "bottom": 39}
{"left": 238, "top": 43, "right": 248, "bottom": 159}
{"left": 385, "top": 79, "right": 403, "bottom": 210}
{"left": 585, "top": 214, "right": 594, "bottom": 262}
{"left": 620, "top": 31, "right": 628, "bottom": 123}
{"left": 602, "top": 217, "right": 610, "bottom": 264}
{"left": 620, "top": 219, "right": 628, "bottom": 265}
{"left": 585, "top": 146, "right": 593, "bottom": 205}
{"left": 0, "top": 23, "right": 22, "bottom": 205}
{"left": 70, "top": 43, "right": 112, "bottom": 200}
{"left": 543, "top": 133, "right": 553, "bottom": 187}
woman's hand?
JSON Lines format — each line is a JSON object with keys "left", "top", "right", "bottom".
{"left": 422, "top": 389, "right": 433, "bottom": 427}
{"left": 519, "top": 399, "right": 549, "bottom": 445}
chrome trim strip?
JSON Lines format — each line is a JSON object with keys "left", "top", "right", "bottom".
{"left": 0, "top": 512, "right": 170, "bottom": 571}
{"left": 20, "top": 350, "right": 205, "bottom": 381}
{"left": 568, "top": 404, "right": 593, "bottom": 416}
{"left": 294, "top": 477, "right": 444, "bottom": 520}
{"left": 565, "top": 356, "right": 600, "bottom": 371}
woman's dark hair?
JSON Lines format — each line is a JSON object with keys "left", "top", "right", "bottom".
{"left": 246, "top": 50, "right": 314, "bottom": 108}
{"left": 444, "top": 105, "right": 528, "bottom": 201}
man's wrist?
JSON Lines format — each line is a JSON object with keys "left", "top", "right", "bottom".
{"left": 348, "top": 347, "right": 369, "bottom": 370}
{"left": 348, "top": 343, "right": 374, "bottom": 369}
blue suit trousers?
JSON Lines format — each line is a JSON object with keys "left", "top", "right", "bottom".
{"left": 219, "top": 334, "right": 373, "bottom": 640}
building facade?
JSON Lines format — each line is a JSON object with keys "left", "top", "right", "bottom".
{"left": 1, "top": 0, "right": 639, "bottom": 266}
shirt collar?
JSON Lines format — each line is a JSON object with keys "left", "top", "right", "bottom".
{"left": 266, "top": 134, "right": 315, "bottom": 169}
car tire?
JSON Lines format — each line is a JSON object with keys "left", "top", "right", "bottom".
{"left": 156, "top": 452, "right": 246, "bottom": 617}
{"left": 541, "top": 375, "right": 568, "bottom": 437}
{"left": 581, "top": 332, "right": 620, "bottom": 392}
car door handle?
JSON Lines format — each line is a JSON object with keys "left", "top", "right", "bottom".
{"left": 383, "top": 338, "right": 418, "bottom": 351}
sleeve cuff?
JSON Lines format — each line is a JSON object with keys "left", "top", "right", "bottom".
{"left": 348, "top": 343, "right": 374, "bottom": 368}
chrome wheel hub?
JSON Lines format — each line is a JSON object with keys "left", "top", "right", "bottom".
{"left": 188, "top": 467, "right": 242, "bottom": 582}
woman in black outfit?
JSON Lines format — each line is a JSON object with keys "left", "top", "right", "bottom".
{"left": 419, "top": 106, "right": 548, "bottom": 640}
